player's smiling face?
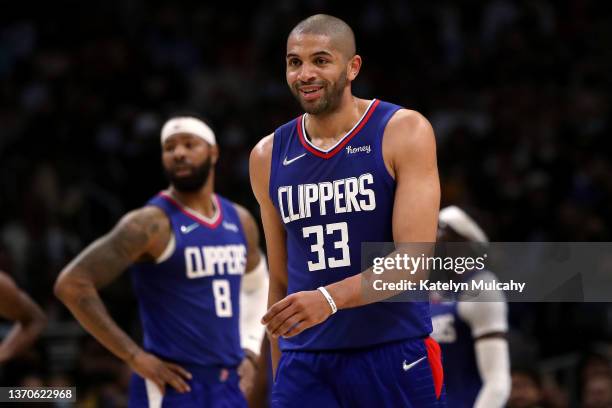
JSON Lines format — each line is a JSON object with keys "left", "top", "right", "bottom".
{"left": 162, "top": 133, "right": 217, "bottom": 192}
{"left": 286, "top": 34, "right": 350, "bottom": 115}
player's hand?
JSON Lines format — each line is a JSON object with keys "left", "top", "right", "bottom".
{"left": 237, "top": 350, "right": 257, "bottom": 396}
{"left": 262, "top": 290, "right": 332, "bottom": 338}
{"left": 128, "top": 350, "right": 192, "bottom": 394}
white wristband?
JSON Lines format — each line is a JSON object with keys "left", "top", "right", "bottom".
{"left": 317, "top": 287, "right": 338, "bottom": 315}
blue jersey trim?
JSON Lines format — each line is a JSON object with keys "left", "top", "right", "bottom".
{"left": 373, "top": 103, "right": 402, "bottom": 188}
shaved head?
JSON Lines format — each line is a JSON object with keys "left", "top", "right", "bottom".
{"left": 289, "top": 14, "right": 356, "bottom": 59}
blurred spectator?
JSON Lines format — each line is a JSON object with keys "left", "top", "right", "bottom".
{"left": 581, "top": 353, "right": 612, "bottom": 384}
{"left": 582, "top": 374, "right": 612, "bottom": 408}
{"left": 508, "top": 368, "right": 545, "bottom": 408}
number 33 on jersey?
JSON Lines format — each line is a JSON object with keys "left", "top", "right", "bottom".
{"left": 269, "top": 99, "right": 432, "bottom": 351}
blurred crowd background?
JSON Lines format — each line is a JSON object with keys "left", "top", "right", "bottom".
{"left": 0, "top": 0, "right": 611, "bottom": 407}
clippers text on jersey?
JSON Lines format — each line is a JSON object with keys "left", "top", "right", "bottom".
{"left": 277, "top": 173, "right": 377, "bottom": 224}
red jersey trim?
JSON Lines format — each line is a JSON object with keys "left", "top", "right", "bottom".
{"left": 159, "top": 192, "right": 223, "bottom": 229}
{"left": 297, "top": 99, "right": 380, "bottom": 159}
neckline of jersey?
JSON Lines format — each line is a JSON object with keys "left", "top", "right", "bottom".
{"left": 159, "top": 192, "right": 223, "bottom": 228}
{"left": 297, "top": 98, "right": 379, "bottom": 159}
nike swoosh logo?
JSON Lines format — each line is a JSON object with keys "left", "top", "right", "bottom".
{"left": 403, "top": 356, "right": 427, "bottom": 372}
{"left": 283, "top": 153, "right": 307, "bottom": 166}
{"left": 222, "top": 221, "right": 239, "bottom": 232}
{"left": 180, "top": 223, "right": 199, "bottom": 234}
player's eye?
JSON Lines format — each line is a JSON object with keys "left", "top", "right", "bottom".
{"left": 316, "top": 58, "right": 329, "bottom": 65}
{"left": 288, "top": 58, "right": 301, "bottom": 67}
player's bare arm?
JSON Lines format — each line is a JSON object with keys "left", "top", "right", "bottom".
{"left": 263, "top": 110, "right": 440, "bottom": 338}
{"left": 54, "top": 206, "right": 193, "bottom": 394}
{"left": 234, "top": 203, "right": 266, "bottom": 396}
{"left": 249, "top": 134, "right": 288, "bottom": 376}
{"left": 0, "top": 272, "right": 47, "bottom": 363}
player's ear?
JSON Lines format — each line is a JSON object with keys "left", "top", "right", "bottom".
{"left": 210, "top": 144, "right": 219, "bottom": 165}
{"left": 347, "top": 54, "right": 362, "bottom": 81}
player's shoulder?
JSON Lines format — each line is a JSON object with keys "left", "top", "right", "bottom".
{"left": 113, "top": 205, "right": 173, "bottom": 259}
{"left": 233, "top": 201, "right": 258, "bottom": 230}
{"left": 250, "top": 133, "right": 275, "bottom": 163}
{"left": 385, "top": 108, "right": 434, "bottom": 143}
{"left": 223, "top": 200, "right": 259, "bottom": 247}
{"left": 382, "top": 108, "right": 436, "bottom": 171}
{"left": 115, "top": 205, "right": 171, "bottom": 237}
{"left": 249, "top": 133, "right": 275, "bottom": 197}
{"left": 128, "top": 204, "right": 168, "bottom": 222}
{"left": 0, "top": 271, "right": 17, "bottom": 292}
{"left": 227, "top": 199, "right": 254, "bottom": 223}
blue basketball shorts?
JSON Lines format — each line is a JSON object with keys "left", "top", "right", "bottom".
{"left": 272, "top": 337, "right": 445, "bottom": 408}
{"left": 129, "top": 365, "right": 247, "bottom": 408}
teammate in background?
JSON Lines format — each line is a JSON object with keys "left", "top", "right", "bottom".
{"left": 55, "top": 116, "right": 268, "bottom": 407}
{"left": 250, "top": 14, "right": 443, "bottom": 407}
{"left": 430, "top": 206, "right": 511, "bottom": 408}
{"left": 0, "top": 271, "right": 46, "bottom": 363}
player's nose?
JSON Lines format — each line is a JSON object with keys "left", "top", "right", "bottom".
{"left": 297, "top": 63, "right": 317, "bottom": 83}
{"left": 172, "top": 144, "right": 189, "bottom": 160}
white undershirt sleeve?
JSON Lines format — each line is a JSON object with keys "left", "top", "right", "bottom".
{"left": 239, "top": 254, "right": 269, "bottom": 355}
{"left": 472, "top": 338, "right": 511, "bottom": 408}
{"left": 457, "top": 271, "right": 511, "bottom": 408}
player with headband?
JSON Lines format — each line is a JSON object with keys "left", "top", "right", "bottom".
{"left": 55, "top": 116, "right": 269, "bottom": 407}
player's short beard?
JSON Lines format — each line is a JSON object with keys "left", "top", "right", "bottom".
{"left": 164, "top": 157, "right": 212, "bottom": 192}
{"left": 294, "top": 72, "right": 348, "bottom": 115}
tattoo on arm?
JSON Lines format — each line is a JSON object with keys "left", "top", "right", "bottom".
{"left": 55, "top": 207, "right": 166, "bottom": 362}
{"left": 72, "top": 209, "right": 163, "bottom": 288}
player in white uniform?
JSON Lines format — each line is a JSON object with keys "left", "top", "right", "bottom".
{"left": 430, "top": 206, "right": 511, "bottom": 408}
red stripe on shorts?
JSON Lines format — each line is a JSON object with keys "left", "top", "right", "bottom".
{"left": 424, "top": 337, "right": 444, "bottom": 399}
